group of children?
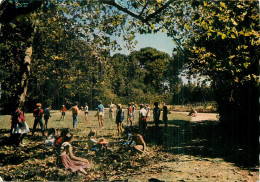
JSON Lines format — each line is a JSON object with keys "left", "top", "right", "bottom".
{"left": 41, "top": 126, "right": 146, "bottom": 175}
{"left": 8, "top": 100, "right": 202, "bottom": 177}
{"left": 107, "top": 101, "right": 170, "bottom": 136}
{"left": 58, "top": 102, "right": 89, "bottom": 129}
{"left": 46, "top": 128, "right": 91, "bottom": 174}
{"left": 10, "top": 103, "right": 51, "bottom": 145}
{"left": 9, "top": 101, "right": 161, "bottom": 176}
{"left": 10, "top": 100, "right": 170, "bottom": 146}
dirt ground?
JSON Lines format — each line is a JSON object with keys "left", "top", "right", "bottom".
{"left": 0, "top": 110, "right": 258, "bottom": 181}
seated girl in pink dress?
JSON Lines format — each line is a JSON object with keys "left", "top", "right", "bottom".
{"left": 60, "top": 133, "right": 90, "bottom": 174}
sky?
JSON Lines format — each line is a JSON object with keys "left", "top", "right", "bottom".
{"left": 111, "top": 32, "right": 176, "bottom": 56}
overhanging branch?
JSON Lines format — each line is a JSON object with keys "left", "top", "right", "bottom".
{"left": 139, "top": 1, "right": 149, "bottom": 17}
{"left": 145, "top": 0, "right": 175, "bottom": 22}
{"left": 104, "top": 0, "right": 149, "bottom": 25}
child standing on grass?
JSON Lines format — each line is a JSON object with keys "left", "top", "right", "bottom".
{"left": 11, "top": 106, "right": 30, "bottom": 145}
{"left": 153, "top": 102, "right": 161, "bottom": 128}
{"left": 60, "top": 105, "right": 67, "bottom": 121}
{"left": 44, "top": 106, "right": 51, "bottom": 129}
{"left": 32, "top": 103, "right": 45, "bottom": 137}
{"left": 84, "top": 103, "right": 89, "bottom": 123}
{"left": 139, "top": 104, "right": 148, "bottom": 134}
{"left": 131, "top": 102, "right": 135, "bottom": 121}
{"left": 127, "top": 103, "right": 133, "bottom": 126}
{"left": 109, "top": 102, "right": 114, "bottom": 122}
{"left": 162, "top": 103, "right": 168, "bottom": 127}
{"left": 116, "top": 104, "right": 124, "bottom": 136}
{"left": 70, "top": 102, "right": 80, "bottom": 128}
{"left": 95, "top": 100, "right": 104, "bottom": 128}
{"left": 145, "top": 104, "right": 151, "bottom": 122}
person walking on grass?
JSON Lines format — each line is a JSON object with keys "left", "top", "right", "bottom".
{"left": 116, "top": 104, "right": 124, "bottom": 136}
{"left": 163, "top": 103, "right": 168, "bottom": 127}
{"left": 32, "top": 103, "right": 45, "bottom": 136}
{"left": 84, "top": 103, "right": 89, "bottom": 123}
{"left": 131, "top": 102, "right": 135, "bottom": 121}
{"left": 145, "top": 104, "right": 151, "bottom": 122}
{"left": 153, "top": 102, "right": 161, "bottom": 128}
{"left": 44, "top": 106, "right": 51, "bottom": 130}
{"left": 139, "top": 104, "right": 148, "bottom": 134}
{"left": 95, "top": 100, "right": 104, "bottom": 128}
{"left": 60, "top": 105, "right": 67, "bottom": 121}
{"left": 109, "top": 102, "right": 114, "bottom": 122}
{"left": 127, "top": 103, "right": 133, "bottom": 126}
{"left": 70, "top": 102, "right": 80, "bottom": 128}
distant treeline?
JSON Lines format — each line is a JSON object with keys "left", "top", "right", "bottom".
{"left": 1, "top": 43, "right": 213, "bottom": 113}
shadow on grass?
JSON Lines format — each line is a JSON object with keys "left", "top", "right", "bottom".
{"left": 0, "top": 129, "right": 10, "bottom": 134}
{"left": 145, "top": 120, "right": 258, "bottom": 169}
{"left": 0, "top": 133, "right": 55, "bottom": 166}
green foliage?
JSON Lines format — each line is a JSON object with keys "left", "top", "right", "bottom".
{"left": 184, "top": 1, "right": 259, "bottom": 86}
{"left": 172, "top": 81, "right": 214, "bottom": 105}
{"left": 164, "top": 1, "right": 259, "bottom": 153}
{"left": 104, "top": 48, "right": 173, "bottom": 105}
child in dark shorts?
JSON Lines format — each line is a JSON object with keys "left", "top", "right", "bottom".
{"left": 116, "top": 104, "right": 124, "bottom": 136}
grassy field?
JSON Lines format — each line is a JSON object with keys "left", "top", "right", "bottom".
{"left": 0, "top": 110, "right": 258, "bottom": 181}
{"left": 0, "top": 109, "right": 190, "bottom": 130}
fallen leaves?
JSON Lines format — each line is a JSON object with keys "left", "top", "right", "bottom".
{"left": 0, "top": 124, "right": 258, "bottom": 181}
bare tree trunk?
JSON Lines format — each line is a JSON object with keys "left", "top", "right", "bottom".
{"left": 13, "top": 46, "right": 32, "bottom": 110}
{"left": 20, "top": 46, "right": 32, "bottom": 104}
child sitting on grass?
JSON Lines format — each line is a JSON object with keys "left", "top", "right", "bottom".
{"left": 127, "top": 129, "right": 146, "bottom": 153}
{"left": 60, "top": 133, "right": 90, "bottom": 174}
{"left": 87, "top": 131, "right": 108, "bottom": 152}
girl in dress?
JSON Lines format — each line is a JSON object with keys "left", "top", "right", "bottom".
{"left": 60, "top": 133, "right": 90, "bottom": 174}
{"left": 12, "top": 107, "right": 30, "bottom": 145}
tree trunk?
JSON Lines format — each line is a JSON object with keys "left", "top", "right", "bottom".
{"left": 20, "top": 46, "right": 32, "bottom": 103}
{"left": 13, "top": 46, "right": 32, "bottom": 110}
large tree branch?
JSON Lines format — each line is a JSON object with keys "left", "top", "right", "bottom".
{"left": 145, "top": 0, "right": 175, "bottom": 22}
{"left": 104, "top": 0, "right": 149, "bottom": 24}
{"left": 139, "top": 1, "right": 149, "bottom": 17}
{"left": 104, "top": 0, "right": 175, "bottom": 25}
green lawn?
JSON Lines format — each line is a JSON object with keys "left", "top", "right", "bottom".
{"left": 0, "top": 109, "right": 190, "bottom": 131}
{"left": 0, "top": 110, "right": 257, "bottom": 181}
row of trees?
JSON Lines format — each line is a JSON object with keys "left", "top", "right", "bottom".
{"left": 2, "top": 27, "right": 213, "bottom": 111}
